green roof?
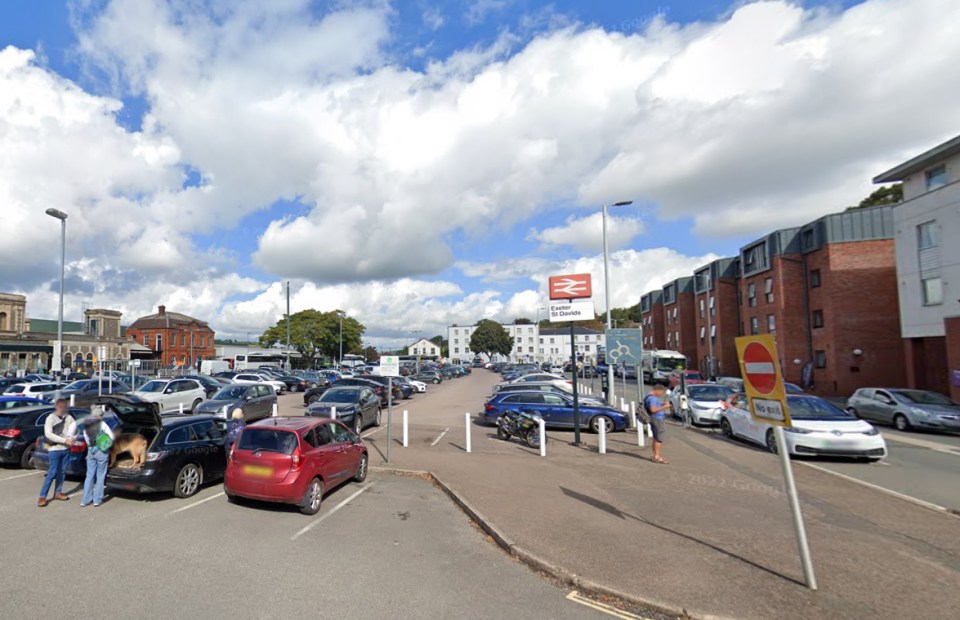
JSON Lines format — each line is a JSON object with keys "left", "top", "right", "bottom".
{"left": 27, "top": 318, "right": 128, "bottom": 337}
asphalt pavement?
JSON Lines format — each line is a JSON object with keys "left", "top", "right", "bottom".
{"left": 0, "top": 468, "right": 609, "bottom": 619}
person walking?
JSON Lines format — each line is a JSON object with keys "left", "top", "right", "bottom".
{"left": 38, "top": 398, "right": 76, "bottom": 507}
{"left": 226, "top": 408, "right": 246, "bottom": 449}
{"left": 644, "top": 384, "right": 673, "bottom": 464}
{"left": 79, "top": 413, "right": 114, "bottom": 507}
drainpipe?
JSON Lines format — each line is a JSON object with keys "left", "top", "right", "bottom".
{"left": 780, "top": 254, "right": 814, "bottom": 370}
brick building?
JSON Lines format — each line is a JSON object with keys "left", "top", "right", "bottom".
{"left": 737, "top": 207, "right": 903, "bottom": 395}
{"left": 639, "top": 290, "right": 666, "bottom": 351}
{"left": 126, "top": 305, "right": 215, "bottom": 370}
{"left": 662, "top": 277, "right": 697, "bottom": 367}
{"left": 873, "top": 133, "right": 960, "bottom": 399}
{"left": 693, "top": 257, "right": 740, "bottom": 378}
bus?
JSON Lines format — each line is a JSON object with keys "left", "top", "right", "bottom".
{"left": 231, "top": 352, "right": 291, "bottom": 371}
{"left": 340, "top": 354, "right": 366, "bottom": 369}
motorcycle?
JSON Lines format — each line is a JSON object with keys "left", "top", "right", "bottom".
{"left": 496, "top": 409, "right": 544, "bottom": 449}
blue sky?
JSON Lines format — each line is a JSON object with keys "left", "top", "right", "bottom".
{"left": 2, "top": 0, "right": 953, "bottom": 344}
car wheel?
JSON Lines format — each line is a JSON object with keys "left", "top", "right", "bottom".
{"left": 590, "top": 415, "right": 614, "bottom": 434}
{"left": 893, "top": 414, "right": 911, "bottom": 432}
{"left": 433, "top": 378, "right": 440, "bottom": 384}
{"left": 290, "top": 384, "right": 299, "bottom": 393}
{"left": 190, "top": 398, "right": 202, "bottom": 414}
{"left": 720, "top": 418, "right": 734, "bottom": 439}
{"left": 20, "top": 443, "right": 36, "bottom": 469}
{"left": 174, "top": 463, "right": 203, "bottom": 498}
{"left": 374, "top": 407, "right": 382, "bottom": 427}
{"left": 307, "top": 394, "right": 320, "bottom": 405}
{"left": 353, "top": 415, "right": 363, "bottom": 435}
{"left": 300, "top": 478, "right": 323, "bottom": 515}
{"left": 354, "top": 453, "right": 368, "bottom": 483}
{"left": 765, "top": 430, "right": 778, "bottom": 455}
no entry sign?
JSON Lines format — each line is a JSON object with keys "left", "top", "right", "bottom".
{"left": 735, "top": 335, "right": 791, "bottom": 428}
{"left": 743, "top": 342, "right": 777, "bottom": 394}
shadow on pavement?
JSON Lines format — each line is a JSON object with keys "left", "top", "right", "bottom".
{"left": 559, "top": 486, "right": 805, "bottom": 587}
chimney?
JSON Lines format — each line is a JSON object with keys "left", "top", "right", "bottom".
{"left": 158, "top": 305, "right": 166, "bottom": 316}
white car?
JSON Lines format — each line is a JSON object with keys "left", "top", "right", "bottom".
{"left": 405, "top": 378, "right": 427, "bottom": 393}
{"left": 3, "top": 382, "right": 62, "bottom": 401}
{"left": 720, "top": 393, "right": 887, "bottom": 461}
{"left": 506, "top": 373, "right": 571, "bottom": 390}
{"left": 670, "top": 384, "right": 734, "bottom": 426}
{"left": 232, "top": 373, "right": 286, "bottom": 393}
{"left": 133, "top": 378, "right": 208, "bottom": 413}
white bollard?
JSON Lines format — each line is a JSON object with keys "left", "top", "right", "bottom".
{"left": 272, "top": 403, "right": 278, "bottom": 417}
{"left": 630, "top": 401, "right": 637, "bottom": 428}
{"left": 402, "top": 410, "right": 409, "bottom": 447}
{"left": 70, "top": 394, "right": 75, "bottom": 407}
{"left": 465, "top": 412, "right": 472, "bottom": 453}
{"left": 539, "top": 418, "right": 546, "bottom": 457}
{"left": 179, "top": 402, "right": 184, "bottom": 415}
{"left": 620, "top": 397, "right": 626, "bottom": 411}
{"left": 331, "top": 406, "right": 337, "bottom": 420}
{"left": 638, "top": 422, "right": 645, "bottom": 448}
{"left": 598, "top": 419, "right": 607, "bottom": 454}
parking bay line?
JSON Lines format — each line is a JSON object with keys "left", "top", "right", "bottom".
{"left": 565, "top": 591, "right": 649, "bottom": 619}
{"left": 430, "top": 428, "right": 450, "bottom": 446}
{"left": 291, "top": 482, "right": 376, "bottom": 541}
{"left": 168, "top": 491, "right": 225, "bottom": 515}
{"left": 0, "top": 471, "right": 42, "bottom": 482}
{"left": 799, "top": 462, "right": 954, "bottom": 516}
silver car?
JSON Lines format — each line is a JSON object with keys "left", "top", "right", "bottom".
{"left": 846, "top": 388, "right": 960, "bottom": 433}
{"left": 670, "top": 384, "right": 734, "bottom": 426}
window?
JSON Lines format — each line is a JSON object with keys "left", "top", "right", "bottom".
{"left": 922, "top": 277, "right": 943, "bottom": 305}
{"left": 549, "top": 338, "right": 554, "bottom": 344}
{"left": 809, "top": 269, "right": 821, "bottom": 288}
{"left": 453, "top": 347, "right": 459, "bottom": 354}
{"left": 699, "top": 299, "right": 705, "bottom": 318}
{"left": 764, "top": 278, "right": 773, "bottom": 303}
{"left": 767, "top": 314, "right": 776, "bottom": 333}
{"left": 156, "top": 334, "right": 163, "bottom": 351}
{"left": 672, "top": 308, "right": 678, "bottom": 320}
{"left": 709, "top": 296, "right": 715, "bottom": 316}
{"left": 699, "top": 326, "right": 706, "bottom": 343}
{"left": 181, "top": 333, "right": 186, "bottom": 347}
{"left": 742, "top": 242, "right": 769, "bottom": 275}
{"left": 747, "top": 283, "right": 757, "bottom": 307}
{"left": 675, "top": 330, "right": 680, "bottom": 344}
{"left": 143, "top": 334, "right": 148, "bottom": 346}
{"left": 165, "top": 425, "right": 198, "bottom": 445}
{"left": 917, "top": 221, "right": 939, "bottom": 250}
{"left": 812, "top": 310, "right": 824, "bottom": 328}
{"left": 515, "top": 337, "right": 521, "bottom": 343}
{"left": 814, "top": 350, "right": 827, "bottom": 369}
{"left": 750, "top": 317, "right": 759, "bottom": 335}
{"left": 801, "top": 229, "right": 816, "bottom": 251}
{"left": 201, "top": 336, "right": 205, "bottom": 348}
{"left": 926, "top": 164, "right": 947, "bottom": 191}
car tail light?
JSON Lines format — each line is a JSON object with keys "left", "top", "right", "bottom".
{"left": 0, "top": 428, "right": 21, "bottom": 438}
{"left": 291, "top": 445, "right": 304, "bottom": 470}
{"left": 485, "top": 404, "right": 495, "bottom": 411}
{"left": 70, "top": 441, "right": 87, "bottom": 452}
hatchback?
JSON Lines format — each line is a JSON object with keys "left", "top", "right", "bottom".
{"left": 224, "top": 418, "right": 369, "bottom": 515}
{"left": 1, "top": 405, "right": 89, "bottom": 469}
{"left": 846, "top": 388, "right": 960, "bottom": 433}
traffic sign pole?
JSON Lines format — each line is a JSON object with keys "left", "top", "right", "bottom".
{"left": 570, "top": 323, "right": 581, "bottom": 445}
{"left": 775, "top": 425, "right": 817, "bottom": 590}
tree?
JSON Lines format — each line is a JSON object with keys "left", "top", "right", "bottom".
{"left": 469, "top": 319, "right": 513, "bottom": 358}
{"left": 363, "top": 346, "right": 379, "bottom": 362}
{"left": 513, "top": 317, "right": 534, "bottom": 325}
{"left": 259, "top": 309, "right": 365, "bottom": 366}
{"left": 847, "top": 184, "right": 902, "bottom": 210}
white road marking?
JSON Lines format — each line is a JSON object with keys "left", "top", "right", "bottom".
{"left": 168, "top": 491, "right": 225, "bottom": 515}
{"left": 430, "top": 427, "right": 450, "bottom": 446}
{"left": 362, "top": 427, "right": 384, "bottom": 439}
{"left": 0, "top": 471, "right": 42, "bottom": 482}
{"left": 565, "top": 591, "right": 648, "bottom": 619}
{"left": 882, "top": 433, "right": 960, "bottom": 457}
{"left": 291, "top": 483, "right": 375, "bottom": 540}
{"left": 800, "top": 462, "right": 953, "bottom": 515}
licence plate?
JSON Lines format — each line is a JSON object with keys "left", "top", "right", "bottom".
{"left": 242, "top": 465, "right": 272, "bottom": 478}
{"left": 823, "top": 440, "right": 854, "bottom": 449}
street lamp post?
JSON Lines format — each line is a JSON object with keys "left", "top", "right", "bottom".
{"left": 337, "top": 311, "right": 345, "bottom": 369}
{"left": 602, "top": 200, "right": 633, "bottom": 406}
{"left": 45, "top": 208, "right": 68, "bottom": 384}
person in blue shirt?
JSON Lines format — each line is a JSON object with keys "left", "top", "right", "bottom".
{"left": 226, "top": 408, "right": 246, "bottom": 449}
{"left": 644, "top": 384, "right": 673, "bottom": 464}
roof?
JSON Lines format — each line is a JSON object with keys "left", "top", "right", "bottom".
{"left": 28, "top": 318, "right": 84, "bottom": 334}
{"left": 128, "top": 310, "right": 211, "bottom": 331}
{"left": 873, "top": 134, "right": 960, "bottom": 183}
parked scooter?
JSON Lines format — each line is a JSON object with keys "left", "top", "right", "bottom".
{"left": 496, "top": 409, "right": 544, "bottom": 449}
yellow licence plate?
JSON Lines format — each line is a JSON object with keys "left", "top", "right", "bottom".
{"left": 242, "top": 465, "right": 272, "bottom": 478}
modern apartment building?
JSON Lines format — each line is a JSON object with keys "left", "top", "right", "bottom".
{"left": 639, "top": 290, "right": 666, "bottom": 351}
{"left": 692, "top": 257, "right": 740, "bottom": 378}
{"left": 874, "top": 134, "right": 960, "bottom": 398}
{"left": 661, "top": 277, "right": 697, "bottom": 366}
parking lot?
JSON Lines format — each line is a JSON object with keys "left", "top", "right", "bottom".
{"left": 0, "top": 412, "right": 611, "bottom": 620}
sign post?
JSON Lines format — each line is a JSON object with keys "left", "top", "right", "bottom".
{"left": 380, "top": 355, "right": 400, "bottom": 463}
{"left": 736, "top": 335, "right": 816, "bottom": 590}
{"left": 549, "top": 273, "right": 593, "bottom": 446}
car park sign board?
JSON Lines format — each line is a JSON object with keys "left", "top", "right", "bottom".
{"left": 548, "top": 273, "right": 592, "bottom": 300}
{"left": 606, "top": 328, "right": 642, "bottom": 366}
{"left": 380, "top": 356, "right": 400, "bottom": 377}
{"left": 735, "top": 335, "right": 792, "bottom": 428}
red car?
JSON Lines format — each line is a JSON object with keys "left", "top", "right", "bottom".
{"left": 668, "top": 369, "right": 706, "bottom": 389}
{"left": 224, "top": 417, "right": 368, "bottom": 515}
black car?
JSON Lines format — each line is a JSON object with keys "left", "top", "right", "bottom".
{"left": 359, "top": 376, "right": 404, "bottom": 402}
{"left": 104, "top": 398, "right": 228, "bottom": 498}
{"left": 305, "top": 386, "right": 382, "bottom": 435}
{"left": 0, "top": 405, "right": 89, "bottom": 468}
{"left": 321, "top": 377, "right": 393, "bottom": 406}
{"left": 273, "top": 375, "right": 312, "bottom": 393}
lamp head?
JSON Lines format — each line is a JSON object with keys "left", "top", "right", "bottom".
{"left": 45, "top": 208, "right": 68, "bottom": 220}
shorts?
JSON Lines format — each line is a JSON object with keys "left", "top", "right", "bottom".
{"left": 651, "top": 418, "right": 666, "bottom": 443}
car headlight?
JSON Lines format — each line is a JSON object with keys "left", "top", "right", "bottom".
{"left": 784, "top": 427, "right": 812, "bottom": 434}
{"left": 863, "top": 427, "right": 879, "bottom": 436}
{"left": 910, "top": 407, "right": 930, "bottom": 416}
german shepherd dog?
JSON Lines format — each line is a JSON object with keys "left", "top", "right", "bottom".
{"left": 110, "top": 434, "right": 148, "bottom": 468}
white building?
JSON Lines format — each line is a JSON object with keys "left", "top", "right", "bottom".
{"left": 407, "top": 338, "right": 441, "bottom": 358}
{"left": 447, "top": 323, "right": 605, "bottom": 364}
{"left": 874, "top": 134, "right": 960, "bottom": 398}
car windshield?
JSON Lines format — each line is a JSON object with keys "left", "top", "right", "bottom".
{"left": 63, "top": 380, "right": 91, "bottom": 390}
{"left": 319, "top": 388, "right": 360, "bottom": 404}
{"left": 236, "top": 429, "right": 299, "bottom": 454}
{"left": 214, "top": 386, "right": 248, "bottom": 400}
{"left": 686, "top": 372, "right": 705, "bottom": 380}
{"left": 688, "top": 385, "right": 733, "bottom": 400}
{"left": 658, "top": 359, "right": 682, "bottom": 370}
{"left": 784, "top": 383, "right": 804, "bottom": 393}
{"left": 892, "top": 390, "right": 956, "bottom": 406}
{"left": 786, "top": 395, "right": 852, "bottom": 420}
{"left": 138, "top": 381, "right": 167, "bottom": 393}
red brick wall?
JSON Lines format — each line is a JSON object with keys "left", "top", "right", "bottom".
{"left": 640, "top": 303, "right": 666, "bottom": 351}
{"left": 695, "top": 278, "right": 740, "bottom": 377}
{"left": 672, "top": 291, "right": 698, "bottom": 368}
{"left": 738, "top": 261, "right": 805, "bottom": 384}
{"left": 127, "top": 325, "right": 216, "bottom": 368}
{"left": 942, "top": 318, "right": 960, "bottom": 400}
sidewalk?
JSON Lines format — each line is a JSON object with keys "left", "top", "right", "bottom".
{"left": 364, "top": 374, "right": 960, "bottom": 620}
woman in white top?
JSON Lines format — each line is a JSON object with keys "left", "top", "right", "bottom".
{"left": 80, "top": 414, "right": 115, "bottom": 507}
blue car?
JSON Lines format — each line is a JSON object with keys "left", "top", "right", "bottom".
{"left": 482, "top": 390, "right": 629, "bottom": 434}
{"left": 0, "top": 396, "right": 46, "bottom": 411}
{"left": 32, "top": 412, "right": 122, "bottom": 477}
